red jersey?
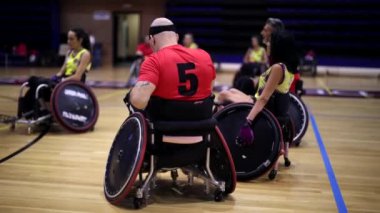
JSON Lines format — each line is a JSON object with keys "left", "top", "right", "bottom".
{"left": 136, "top": 43, "right": 153, "bottom": 57}
{"left": 138, "top": 44, "right": 215, "bottom": 100}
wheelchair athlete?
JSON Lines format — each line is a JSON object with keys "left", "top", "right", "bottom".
{"left": 237, "top": 30, "right": 298, "bottom": 165}
{"left": 127, "top": 36, "right": 154, "bottom": 86}
{"left": 20, "top": 28, "right": 91, "bottom": 118}
{"left": 117, "top": 18, "right": 236, "bottom": 205}
{"left": 125, "top": 17, "right": 216, "bottom": 149}
{"left": 231, "top": 17, "right": 302, "bottom": 99}
{"left": 217, "top": 31, "right": 298, "bottom": 179}
{"left": 217, "top": 30, "right": 298, "bottom": 110}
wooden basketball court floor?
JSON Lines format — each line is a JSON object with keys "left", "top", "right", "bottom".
{"left": 0, "top": 67, "right": 379, "bottom": 212}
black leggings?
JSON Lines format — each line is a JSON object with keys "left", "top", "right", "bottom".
{"left": 19, "top": 76, "right": 56, "bottom": 118}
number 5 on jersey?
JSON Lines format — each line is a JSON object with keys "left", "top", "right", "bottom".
{"left": 177, "top": 62, "right": 199, "bottom": 96}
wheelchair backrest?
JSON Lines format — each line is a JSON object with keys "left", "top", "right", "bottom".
{"left": 145, "top": 95, "right": 214, "bottom": 122}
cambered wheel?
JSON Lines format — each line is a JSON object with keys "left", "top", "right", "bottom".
{"left": 104, "top": 113, "right": 147, "bottom": 205}
{"left": 213, "top": 103, "right": 283, "bottom": 180}
{"left": 50, "top": 80, "right": 99, "bottom": 133}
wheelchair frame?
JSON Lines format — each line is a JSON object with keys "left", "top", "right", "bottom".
{"left": 126, "top": 58, "right": 143, "bottom": 87}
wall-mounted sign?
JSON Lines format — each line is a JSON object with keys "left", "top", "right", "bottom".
{"left": 93, "top": 10, "right": 111, "bottom": 21}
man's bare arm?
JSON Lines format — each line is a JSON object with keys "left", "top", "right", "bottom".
{"left": 130, "top": 81, "right": 156, "bottom": 109}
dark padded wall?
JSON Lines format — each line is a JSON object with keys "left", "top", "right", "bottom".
{"left": 0, "top": 0, "right": 60, "bottom": 53}
{"left": 166, "top": 0, "right": 380, "bottom": 66}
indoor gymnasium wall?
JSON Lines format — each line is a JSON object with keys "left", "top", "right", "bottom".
{"left": 60, "top": 0, "right": 167, "bottom": 66}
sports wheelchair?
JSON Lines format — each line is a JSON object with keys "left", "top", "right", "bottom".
{"left": 15, "top": 79, "right": 99, "bottom": 133}
{"left": 126, "top": 56, "right": 143, "bottom": 87}
{"left": 104, "top": 96, "right": 236, "bottom": 209}
{"left": 298, "top": 56, "right": 317, "bottom": 77}
{"left": 213, "top": 102, "right": 295, "bottom": 180}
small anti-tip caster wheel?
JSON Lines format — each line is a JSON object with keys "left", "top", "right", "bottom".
{"left": 268, "top": 169, "right": 277, "bottom": 180}
{"left": 284, "top": 157, "right": 291, "bottom": 167}
{"left": 10, "top": 123, "right": 16, "bottom": 131}
{"left": 171, "top": 169, "right": 179, "bottom": 186}
{"left": 214, "top": 189, "right": 224, "bottom": 202}
{"left": 133, "top": 197, "right": 146, "bottom": 209}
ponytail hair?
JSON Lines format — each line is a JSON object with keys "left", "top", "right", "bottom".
{"left": 70, "top": 28, "right": 91, "bottom": 53}
{"left": 270, "top": 30, "right": 299, "bottom": 73}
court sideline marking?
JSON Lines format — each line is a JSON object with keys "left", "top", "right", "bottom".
{"left": 309, "top": 110, "right": 347, "bottom": 213}
{"left": 316, "top": 77, "right": 332, "bottom": 95}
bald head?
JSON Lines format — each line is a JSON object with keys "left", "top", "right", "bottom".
{"left": 151, "top": 17, "right": 174, "bottom": 27}
{"left": 148, "top": 17, "right": 178, "bottom": 52}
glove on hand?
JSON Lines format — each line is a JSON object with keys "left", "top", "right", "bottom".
{"left": 50, "top": 75, "right": 61, "bottom": 83}
{"left": 235, "top": 119, "right": 254, "bottom": 147}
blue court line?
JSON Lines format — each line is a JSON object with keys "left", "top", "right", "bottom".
{"left": 309, "top": 112, "right": 348, "bottom": 213}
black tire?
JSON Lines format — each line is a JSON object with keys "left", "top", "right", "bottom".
{"left": 104, "top": 112, "right": 148, "bottom": 204}
{"left": 213, "top": 103, "right": 283, "bottom": 180}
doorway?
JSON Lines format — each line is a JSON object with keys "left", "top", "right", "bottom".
{"left": 113, "top": 12, "right": 141, "bottom": 65}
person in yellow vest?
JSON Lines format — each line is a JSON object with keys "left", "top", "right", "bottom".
{"left": 22, "top": 28, "right": 92, "bottom": 116}
{"left": 243, "top": 35, "right": 267, "bottom": 65}
{"left": 232, "top": 36, "right": 267, "bottom": 90}
{"left": 227, "top": 31, "right": 298, "bottom": 173}
{"left": 182, "top": 33, "right": 198, "bottom": 49}
{"left": 217, "top": 31, "right": 297, "bottom": 178}
{"left": 218, "top": 31, "right": 297, "bottom": 106}
{"left": 53, "top": 28, "right": 92, "bottom": 82}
